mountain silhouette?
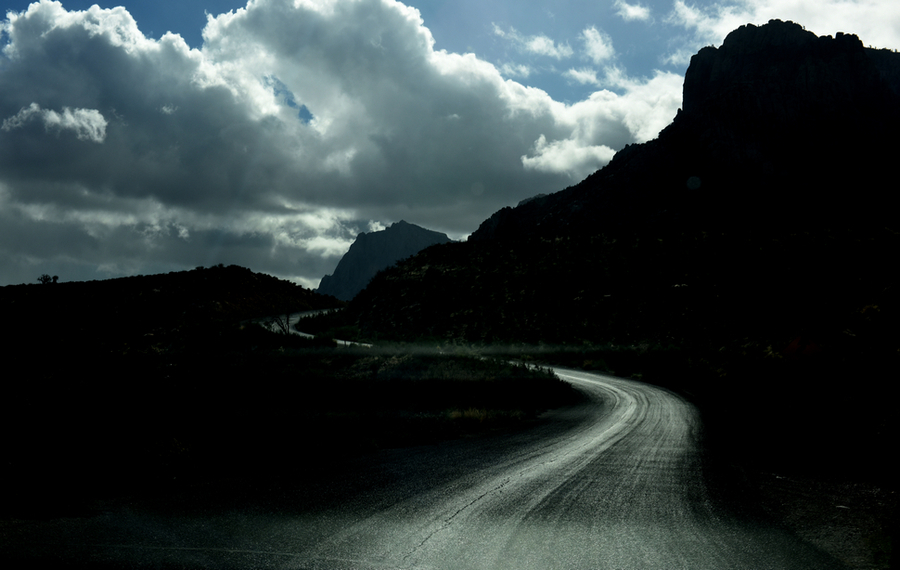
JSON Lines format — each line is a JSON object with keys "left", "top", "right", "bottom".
{"left": 344, "top": 19, "right": 899, "bottom": 486}
{"left": 317, "top": 220, "right": 451, "bottom": 301}
{"left": 471, "top": 19, "right": 900, "bottom": 243}
{"left": 351, "top": 19, "right": 899, "bottom": 354}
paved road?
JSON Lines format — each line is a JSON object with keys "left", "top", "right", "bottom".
{"left": 2, "top": 368, "right": 847, "bottom": 569}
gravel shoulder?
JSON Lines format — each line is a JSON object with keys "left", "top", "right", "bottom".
{"left": 754, "top": 471, "right": 897, "bottom": 570}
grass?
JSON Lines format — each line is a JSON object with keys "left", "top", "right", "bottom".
{"left": 1, "top": 323, "right": 583, "bottom": 517}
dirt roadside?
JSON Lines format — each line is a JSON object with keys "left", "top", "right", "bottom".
{"left": 755, "top": 472, "right": 897, "bottom": 570}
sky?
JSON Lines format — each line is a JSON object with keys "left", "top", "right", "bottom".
{"left": 2, "top": 0, "right": 899, "bottom": 288}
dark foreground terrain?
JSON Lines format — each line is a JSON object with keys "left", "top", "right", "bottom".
{"left": 1, "top": 266, "right": 575, "bottom": 512}
{"left": 0, "top": 269, "right": 895, "bottom": 568}
{"left": 0, "top": 369, "right": 882, "bottom": 569}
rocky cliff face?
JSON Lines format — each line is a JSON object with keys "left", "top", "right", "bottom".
{"left": 352, "top": 19, "right": 899, "bottom": 350}
{"left": 684, "top": 21, "right": 898, "bottom": 123}
{"left": 317, "top": 220, "right": 451, "bottom": 301}
{"left": 471, "top": 19, "right": 900, "bottom": 242}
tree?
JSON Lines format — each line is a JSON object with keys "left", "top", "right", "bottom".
{"left": 267, "top": 311, "right": 294, "bottom": 335}
{"left": 38, "top": 274, "right": 54, "bottom": 285}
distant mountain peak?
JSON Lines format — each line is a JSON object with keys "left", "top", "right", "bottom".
{"left": 317, "top": 221, "right": 451, "bottom": 301}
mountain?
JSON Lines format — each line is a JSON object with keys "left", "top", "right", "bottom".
{"left": 345, "top": 20, "right": 899, "bottom": 481}
{"left": 351, "top": 20, "right": 900, "bottom": 347}
{"left": 317, "top": 220, "right": 451, "bottom": 300}
{"left": 471, "top": 20, "right": 900, "bottom": 243}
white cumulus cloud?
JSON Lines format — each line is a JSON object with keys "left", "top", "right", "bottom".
{"left": 521, "top": 134, "right": 616, "bottom": 179}
{"left": 499, "top": 62, "right": 533, "bottom": 78}
{"left": 615, "top": 1, "right": 651, "bottom": 22}
{"left": 564, "top": 68, "right": 602, "bottom": 86}
{"left": 581, "top": 26, "right": 615, "bottom": 64}
{"left": 522, "top": 68, "right": 682, "bottom": 180}
{"left": 492, "top": 24, "right": 574, "bottom": 59}
{"left": 2, "top": 103, "right": 107, "bottom": 142}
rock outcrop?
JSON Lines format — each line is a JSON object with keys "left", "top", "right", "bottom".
{"left": 317, "top": 220, "right": 451, "bottom": 300}
{"left": 470, "top": 19, "right": 900, "bottom": 242}
{"left": 351, "top": 19, "right": 900, "bottom": 349}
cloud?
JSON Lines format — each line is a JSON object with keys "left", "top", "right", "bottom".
{"left": 524, "top": 69, "right": 683, "bottom": 179}
{"left": 521, "top": 134, "right": 616, "bottom": 179}
{"left": 499, "top": 62, "right": 533, "bottom": 78}
{"left": 581, "top": 26, "right": 615, "bottom": 64}
{"left": 2, "top": 103, "right": 108, "bottom": 142}
{"left": 0, "top": 0, "right": 684, "bottom": 286}
{"left": 614, "top": 1, "right": 651, "bottom": 22}
{"left": 492, "top": 24, "right": 574, "bottom": 59}
{"left": 564, "top": 68, "right": 602, "bottom": 86}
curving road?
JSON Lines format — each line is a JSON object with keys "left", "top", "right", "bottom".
{"left": 2, "top": 368, "right": 847, "bottom": 569}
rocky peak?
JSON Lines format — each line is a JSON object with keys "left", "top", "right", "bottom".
{"left": 471, "top": 19, "right": 900, "bottom": 242}
{"left": 317, "top": 221, "right": 451, "bottom": 301}
{"left": 682, "top": 20, "right": 893, "bottom": 132}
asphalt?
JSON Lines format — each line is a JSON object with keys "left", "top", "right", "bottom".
{"left": 0, "top": 368, "right": 849, "bottom": 569}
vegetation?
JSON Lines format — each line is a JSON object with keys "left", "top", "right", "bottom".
{"left": 0, "top": 266, "right": 579, "bottom": 518}
{"left": 319, "top": 222, "right": 899, "bottom": 486}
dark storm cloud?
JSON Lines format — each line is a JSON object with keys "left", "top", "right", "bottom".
{"left": 0, "top": 0, "right": 683, "bottom": 286}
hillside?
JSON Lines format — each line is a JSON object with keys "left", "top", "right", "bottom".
{"left": 352, "top": 20, "right": 899, "bottom": 350}
{"left": 471, "top": 20, "right": 899, "bottom": 242}
{"left": 343, "top": 20, "right": 899, "bottom": 483}
{"left": 2, "top": 264, "right": 343, "bottom": 350}
{"left": 2, "top": 266, "right": 580, "bottom": 518}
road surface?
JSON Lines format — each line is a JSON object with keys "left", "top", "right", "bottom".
{"left": 256, "top": 309, "right": 372, "bottom": 346}
{"left": 1, "top": 368, "right": 847, "bottom": 569}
